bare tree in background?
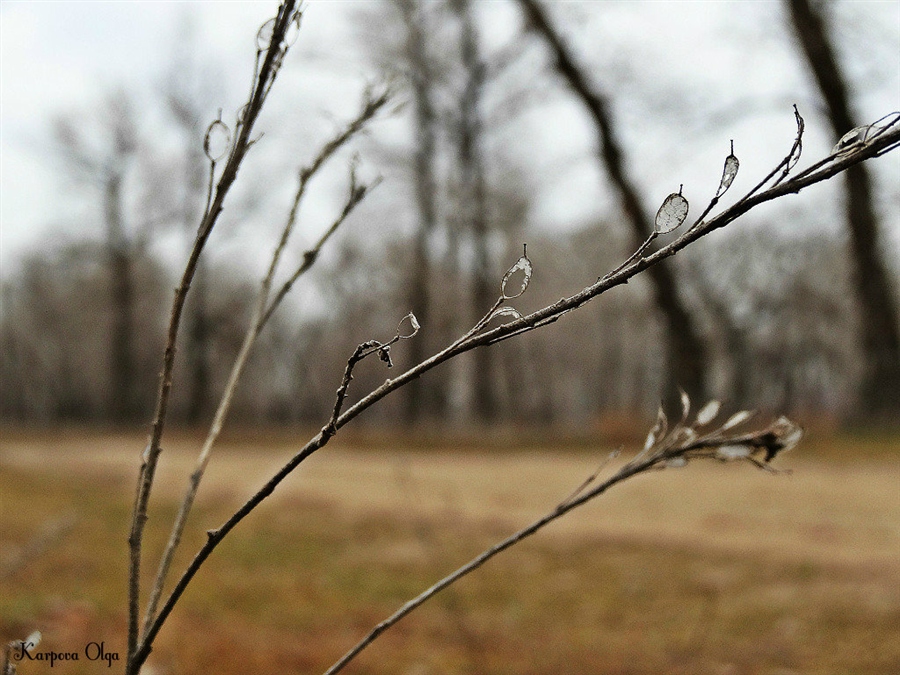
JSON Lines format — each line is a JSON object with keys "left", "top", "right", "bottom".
{"left": 163, "top": 63, "right": 218, "bottom": 424}
{"left": 53, "top": 92, "right": 144, "bottom": 423}
{"left": 786, "top": 0, "right": 900, "bottom": 422}
{"left": 6, "top": 3, "right": 900, "bottom": 674}
{"left": 453, "top": 0, "right": 497, "bottom": 422}
{"left": 517, "top": 0, "right": 710, "bottom": 411}
{"left": 398, "top": 0, "right": 446, "bottom": 422}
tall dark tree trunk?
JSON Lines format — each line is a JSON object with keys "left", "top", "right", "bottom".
{"left": 787, "top": 0, "right": 900, "bottom": 421}
{"left": 455, "top": 0, "right": 497, "bottom": 422}
{"left": 518, "top": 0, "right": 709, "bottom": 409}
{"left": 399, "top": 0, "right": 444, "bottom": 423}
{"left": 105, "top": 171, "right": 138, "bottom": 423}
{"left": 184, "top": 259, "right": 211, "bottom": 424}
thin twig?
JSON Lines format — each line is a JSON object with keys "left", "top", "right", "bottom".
{"left": 126, "top": 4, "right": 300, "bottom": 671}
{"left": 140, "top": 94, "right": 388, "bottom": 639}
{"left": 323, "top": 406, "right": 799, "bottom": 675}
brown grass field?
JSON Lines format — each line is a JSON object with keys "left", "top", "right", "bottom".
{"left": 1, "top": 427, "right": 898, "bottom": 674}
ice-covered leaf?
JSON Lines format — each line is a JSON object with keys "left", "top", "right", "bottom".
{"left": 772, "top": 416, "right": 803, "bottom": 451}
{"left": 489, "top": 306, "right": 524, "bottom": 324}
{"left": 716, "top": 142, "right": 739, "bottom": 196}
{"left": 655, "top": 187, "right": 689, "bottom": 234}
{"left": 644, "top": 405, "right": 668, "bottom": 452}
{"left": 679, "top": 388, "right": 691, "bottom": 422}
{"left": 284, "top": 11, "right": 302, "bottom": 46}
{"left": 832, "top": 125, "right": 875, "bottom": 155}
{"left": 257, "top": 18, "right": 276, "bottom": 51}
{"left": 501, "top": 245, "right": 533, "bottom": 299}
{"left": 696, "top": 400, "right": 721, "bottom": 426}
{"left": 204, "top": 119, "right": 231, "bottom": 161}
{"left": 721, "top": 409, "right": 754, "bottom": 431}
{"left": 396, "top": 312, "right": 420, "bottom": 339}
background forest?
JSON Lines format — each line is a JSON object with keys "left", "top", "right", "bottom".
{"left": 2, "top": 0, "right": 898, "bottom": 430}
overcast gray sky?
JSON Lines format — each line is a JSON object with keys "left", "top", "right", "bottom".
{"left": 2, "top": 0, "right": 898, "bottom": 276}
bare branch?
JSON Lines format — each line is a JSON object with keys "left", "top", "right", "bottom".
{"left": 126, "top": 3, "right": 302, "bottom": 670}
{"left": 131, "top": 117, "right": 898, "bottom": 671}
{"left": 139, "top": 90, "right": 389, "bottom": 640}
{"left": 322, "top": 401, "right": 802, "bottom": 675}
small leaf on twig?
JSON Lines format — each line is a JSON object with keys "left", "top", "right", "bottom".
{"left": 284, "top": 10, "right": 302, "bottom": 47}
{"left": 716, "top": 141, "right": 739, "bottom": 197}
{"left": 679, "top": 388, "right": 691, "bottom": 423}
{"left": 644, "top": 405, "right": 668, "bottom": 452}
{"left": 204, "top": 118, "right": 231, "bottom": 162}
{"left": 396, "top": 312, "right": 420, "bottom": 339}
{"left": 257, "top": 18, "right": 276, "bottom": 51}
{"left": 695, "top": 399, "right": 721, "bottom": 426}
{"left": 720, "top": 409, "right": 754, "bottom": 431}
{"left": 489, "top": 306, "right": 524, "bottom": 324}
{"left": 655, "top": 186, "right": 689, "bottom": 234}
{"left": 501, "top": 244, "right": 533, "bottom": 299}
{"left": 832, "top": 124, "right": 876, "bottom": 155}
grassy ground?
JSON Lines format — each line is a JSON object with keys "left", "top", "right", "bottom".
{"left": 1, "top": 428, "right": 898, "bottom": 674}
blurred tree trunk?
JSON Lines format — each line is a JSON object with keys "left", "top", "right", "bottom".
{"left": 399, "top": 0, "right": 446, "bottom": 422}
{"left": 787, "top": 0, "right": 900, "bottom": 422}
{"left": 518, "top": 0, "right": 709, "bottom": 409}
{"left": 184, "top": 260, "right": 211, "bottom": 424}
{"left": 454, "top": 0, "right": 497, "bottom": 422}
{"left": 105, "top": 170, "right": 139, "bottom": 422}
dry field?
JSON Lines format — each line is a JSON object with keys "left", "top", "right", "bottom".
{"left": 1, "top": 428, "right": 898, "bottom": 674}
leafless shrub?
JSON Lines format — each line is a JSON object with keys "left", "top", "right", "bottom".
{"left": 119, "top": 2, "right": 900, "bottom": 673}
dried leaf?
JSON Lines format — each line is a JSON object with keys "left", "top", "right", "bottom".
{"left": 644, "top": 405, "right": 668, "bottom": 452}
{"left": 696, "top": 400, "right": 721, "bottom": 426}
{"left": 396, "top": 312, "right": 420, "bottom": 339}
{"left": 284, "top": 10, "right": 302, "bottom": 47}
{"left": 721, "top": 410, "right": 754, "bottom": 431}
{"left": 501, "top": 246, "right": 533, "bottom": 299}
{"left": 716, "top": 143, "right": 739, "bottom": 196}
{"left": 490, "top": 306, "right": 524, "bottom": 323}
{"left": 655, "top": 188, "right": 689, "bottom": 234}
{"left": 257, "top": 18, "right": 276, "bottom": 51}
{"left": 679, "top": 388, "right": 691, "bottom": 423}
{"left": 204, "top": 119, "right": 231, "bottom": 162}
{"left": 832, "top": 124, "right": 875, "bottom": 155}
